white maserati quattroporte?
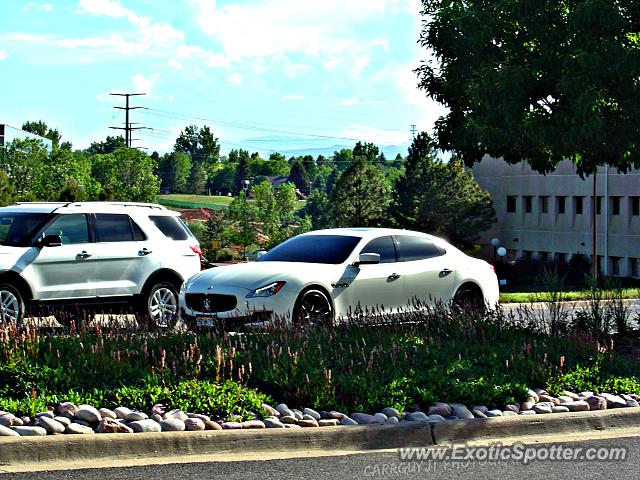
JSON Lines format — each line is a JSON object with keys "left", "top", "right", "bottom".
{"left": 179, "top": 228, "right": 499, "bottom": 327}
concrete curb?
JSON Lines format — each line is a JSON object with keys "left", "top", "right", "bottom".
{"left": 1, "top": 409, "right": 639, "bottom": 468}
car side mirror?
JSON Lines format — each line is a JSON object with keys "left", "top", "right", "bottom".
{"left": 40, "top": 234, "right": 62, "bottom": 247}
{"left": 354, "top": 252, "right": 380, "bottom": 266}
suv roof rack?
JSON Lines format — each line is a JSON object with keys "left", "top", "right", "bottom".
{"left": 62, "top": 202, "right": 167, "bottom": 210}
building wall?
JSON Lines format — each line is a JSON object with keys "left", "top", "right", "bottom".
{"left": 472, "top": 156, "right": 640, "bottom": 278}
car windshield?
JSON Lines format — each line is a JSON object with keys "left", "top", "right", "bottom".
{"left": 258, "top": 234, "right": 361, "bottom": 264}
{"left": 0, "top": 212, "right": 54, "bottom": 247}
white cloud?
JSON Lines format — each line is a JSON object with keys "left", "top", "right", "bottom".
{"left": 0, "top": 50, "right": 8, "bottom": 61}
{"left": 340, "top": 98, "right": 359, "bottom": 106}
{"left": 24, "top": 2, "right": 54, "bottom": 12}
{"left": 282, "top": 94, "right": 304, "bottom": 101}
{"left": 228, "top": 73, "right": 243, "bottom": 85}
{"left": 284, "top": 63, "right": 311, "bottom": 78}
{"left": 133, "top": 73, "right": 160, "bottom": 94}
{"left": 76, "top": 0, "right": 137, "bottom": 21}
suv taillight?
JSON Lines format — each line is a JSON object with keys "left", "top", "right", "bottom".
{"left": 190, "top": 243, "right": 203, "bottom": 261}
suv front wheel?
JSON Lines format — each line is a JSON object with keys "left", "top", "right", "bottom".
{"left": 0, "top": 284, "right": 25, "bottom": 324}
{"left": 143, "top": 281, "right": 179, "bottom": 328}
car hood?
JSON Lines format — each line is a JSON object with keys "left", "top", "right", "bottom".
{"left": 186, "top": 261, "right": 339, "bottom": 291}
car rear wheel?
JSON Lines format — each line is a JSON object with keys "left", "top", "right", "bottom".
{"left": 144, "top": 281, "right": 179, "bottom": 328}
{"left": 0, "top": 284, "right": 24, "bottom": 324}
{"left": 452, "top": 287, "right": 485, "bottom": 316}
{"left": 293, "top": 289, "right": 333, "bottom": 326}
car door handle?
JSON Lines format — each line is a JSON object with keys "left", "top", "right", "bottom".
{"left": 77, "top": 251, "right": 92, "bottom": 259}
{"left": 138, "top": 248, "right": 153, "bottom": 256}
{"left": 388, "top": 273, "right": 400, "bottom": 281}
{"left": 439, "top": 268, "right": 453, "bottom": 278}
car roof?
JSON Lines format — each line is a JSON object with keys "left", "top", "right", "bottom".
{"left": 0, "top": 202, "right": 177, "bottom": 215}
{"left": 302, "top": 227, "right": 441, "bottom": 241}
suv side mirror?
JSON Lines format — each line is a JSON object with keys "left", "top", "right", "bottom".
{"left": 354, "top": 252, "right": 380, "bottom": 266}
{"left": 40, "top": 234, "right": 62, "bottom": 247}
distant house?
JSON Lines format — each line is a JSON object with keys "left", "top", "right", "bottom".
{"left": 264, "top": 175, "right": 289, "bottom": 190}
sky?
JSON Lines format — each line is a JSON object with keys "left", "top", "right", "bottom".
{"left": 0, "top": 0, "right": 446, "bottom": 156}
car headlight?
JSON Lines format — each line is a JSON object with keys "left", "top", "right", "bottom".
{"left": 246, "top": 281, "right": 286, "bottom": 298}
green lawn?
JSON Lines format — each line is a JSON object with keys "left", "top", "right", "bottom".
{"left": 159, "top": 194, "right": 234, "bottom": 210}
{"left": 500, "top": 288, "right": 640, "bottom": 303}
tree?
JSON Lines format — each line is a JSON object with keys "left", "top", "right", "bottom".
{"left": 233, "top": 150, "right": 251, "bottom": 195}
{"left": 175, "top": 125, "right": 221, "bottom": 192}
{"left": 91, "top": 148, "right": 159, "bottom": 202}
{"left": 287, "top": 158, "right": 310, "bottom": 195}
{"left": 418, "top": 0, "right": 640, "bottom": 176}
{"left": 0, "top": 172, "right": 15, "bottom": 206}
{"left": 353, "top": 141, "right": 379, "bottom": 162}
{"left": 331, "top": 156, "right": 390, "bottom": 227}
{"left": 389, "top": 132, "right": 440, "bottom": 228}
{"left": 84, "top": 135, "right": 126, "bottom": 155}
{"left": 226, "top": 191, "right": 258, "bottom": 258}
{"left": 252, "top": 181, "right": 307, "bottom": 248}
{"left": 21, "top": 120, "right": 65, "bottom": 150}
{"left": 0, "top": 139, "right": 48, "bottom": 200}
{"left": 158, "top": 152, "right": 191, "bottom": 193}
{"left": 302, "top": 189, "right": 331, "bottom": 229}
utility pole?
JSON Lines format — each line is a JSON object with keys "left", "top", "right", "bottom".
{"left": 410, "top": 124, "right": 417, "bottom": 139}
{"left": 110, "top": 93, "right": 147, "bottom": 148}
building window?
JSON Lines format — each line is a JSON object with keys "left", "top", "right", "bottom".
{"left": 539, "top": 196, "right": 549, "bottom": 214}
{"left": 555, "top": 252, "right": 566, "bottom": 264}
{"left": 611, "top": 196, "right": 621, "bottom": 215}
{"left": 630, "top": 258, "right": 639, "bottom": 278}
{"left": 524, "top": 196, "right": 532, "bottom": 213}
{"left": 556, "top": 196, "right": 566, "bottom": 214}
{"left": 539, "top": 251, "right": 549, "bottom": 263}
{"left": 595, "top": 196, "right": 603, "bottom": 215}
{"left": 631, "top": 197, "right": 640, "bottom": 216}
{"left": 611, "top": 257, "right": 621, "bottom": 276}
{"left": 575, "top": 196, "right": 584, "bottom": 215}
{"left": 506, "top": 195, "right": 517, "bottom": 213}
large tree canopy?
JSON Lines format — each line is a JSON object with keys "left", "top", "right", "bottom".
{"left": 418, "top": 0, "right": 640, "bottom": 175}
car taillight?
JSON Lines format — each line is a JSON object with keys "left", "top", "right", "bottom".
{"left": 190, "top": 243, "right": 203, "bottom": 261}
{"left": 487, "top": 262, "right": 496, "bottom": 274}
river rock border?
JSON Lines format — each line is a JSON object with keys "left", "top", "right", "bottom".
{"left": 1, "top": 388, "right": 639, "bottom": 437}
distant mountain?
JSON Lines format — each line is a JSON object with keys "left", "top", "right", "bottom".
{"left": 232, "top": 135, "right": 410, "bottom": 159}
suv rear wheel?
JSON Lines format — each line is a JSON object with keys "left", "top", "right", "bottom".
{"left": 0, "top": 284, "right": 25, "bottom": 323}
{"left": 143, "top": 281, "right": 179, "bottom": 328}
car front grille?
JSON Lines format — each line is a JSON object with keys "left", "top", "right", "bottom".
{"left": 185, "top": 294, "right": 237, "bottom": 313}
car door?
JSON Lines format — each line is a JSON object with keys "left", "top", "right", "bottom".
{"left": 394, "top": 235, "right": 455, "bottom": 308}
{"left": 344, "top": 235, "right": 406, "bottom": 315}
{"left": 28, "top": 213, "right": 96, "bottom": 300}
{"left": 91, "top": 213, "right": 157, "bottom": 297}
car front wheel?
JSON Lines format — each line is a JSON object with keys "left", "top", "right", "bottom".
{"left": 452, "top": 287, "right": 484, "bottom": 315}
{"left": 293, "top": 289, "right": 333, "bottom": 326}
{"left": 144, "top": 281, "right": 179, "bottom": 328}
{"left": 0, "top": 284, "right": 25, "bottom": 324}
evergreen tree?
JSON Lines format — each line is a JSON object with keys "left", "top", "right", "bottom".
{"left": 287, "top": 158, "right": 310, "bottom": 195}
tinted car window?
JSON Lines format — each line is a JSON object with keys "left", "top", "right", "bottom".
{"left": 0, "top": 213, "right": 53, "bottom": 247}
{"left": 258, "top": 235, "right": 361, "bottom": 264}
{"left": 150, "top": 215, "right": 189, "bottom": 240}
{"left": 396, "top": 235, "right": 445, "bottom": 262}
{"left": 95, "top": 214, "right": 146, "bottom": 242}
{"left": 42, "top": 214, "right": 89, "bottom": 244}
{"left": 360, "top": 236, "right": 397, "bottom": 263}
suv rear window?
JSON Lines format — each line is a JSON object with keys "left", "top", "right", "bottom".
{"left": 149, "top": 215, "right": 190, "bottom": 240}
{"left": 95, "top": 214, "right": 146, "bottom": 242}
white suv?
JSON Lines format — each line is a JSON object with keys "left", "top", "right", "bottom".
{"left": 0, "top": 202, "right": 201, "bottom": 327}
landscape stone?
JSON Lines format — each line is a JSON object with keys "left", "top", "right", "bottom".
{"left": 66, "top": 423, "right": 95, "bottom": 434}
{"left": 14, "top": 426, "right": 47, "bottom": 436}
{"left": 386, "top": 416, "right": 399, "bottom": 424}
{"left": 54, "top": 416, "right": 71, "bottom": 426}
{"left": 519, "top": 410, "right": 536, "bottom": 415}
{"left": 552, "top": 406, "right": 570, "bottom": 413}
{"left": 427, "top": 403, "right": 452, "bottom": 417}
{"left": 502, "top": 411, "right": 518, "bottom": 417}
{"left": 292, "top": 410, "right": 304, "bottom": 420}
{"left": 36, "top": 411, "right": 55, "bottom": 419}
{"left": 351, "top": 413, "right": 385, "bottom": 424}
{"left": 504, "top": 404, "right": 520, "bottom": 413}
{"left": 262, "top": 404, "right": 280, "bottom": 417}
{"left": 427, "top": 414, "right": 446, "bottom": 422}
{"left": 281, "top": 409, "right": 296, "bottom": 419}
{"left": 326, "top": 411, "right": 346, "bottom": 420}
{"left": 485, "top": 409, "right": 503, "bottom": 417}
{"left": 520, "top": 400, "right": 535, "bottom": 410}
{"left": 97, "top": 418, "right": 134, "bottom": 434}
{"left": 126, "top": 411, "right": 148, "bottom": 421}
{"left": 565, "top": 400, "right": 590, "bottom": 412}
{"left": 0, "top": 424, "right": 19, "bottom": 436}
{"left": 280, "top": 416, "right": 298, "bottom": 425}
{"left": 283, "top": 423, "right": 302, "bottom": 428}
{"left": 164, "top": 409, "right": 188, "bottom": 421}
{"left": 563, "top": 391, "right": 580, "bottom": 400}
{"left": 98, "top": 408, "right": 117, "bottom": 420}
{"left": 160, "top": 419, "right": 186, "bottom": 432}
{"left": 185, "top": 418, "right": 206, "bottom": 431}
{"left": 382, "top": 407, "right": 401, "bottom": 419}
{"left": 374, "top": 413, "right": 388, "bottom": 421}
{"left": 532, "top": 403, "right": 553, "bottom": 414}
{"left": 302, "top": 414, "right": 317, "bottom": 422}
{"left": 579, "top": 391, "right": 594, "bottom": 398}
{"left": 472, "top": 406, "right": 488, "bottom": 414}
{"left": 114, "top": 407, "right": 132, "bottom": 419}
{"left": 303, "top": 408, "right": 321, "bottom": 420}
{"left": 188, "top": 413, "right": 211, "bottom": 423}
{"left": 405, "top": 411, "right": 429, "bottom": 422}
{"left": 151, "top": 413, "right": 163, "bottom": 423}
{"left": 451, "top": 405, "right": 474, "bottom": 420}
{"left": 37, "top": 416, "right": 65, "bottom": 434}
{"left": 527, "top": 390, "right": 540, "bottom": 403}
{"left": 56, "top": 402, "right": 79, "bottom": 418}
{"left": 318, "top": 419, "right": 340, "bottom": 427}
{"left": 204, "top": 420, "right": 223, "bottom": 431}
{"left": 263, "top": 418, "right": 286, "bottom": 428}
{"left": 586, "top": 396, "right": 607, "bottom": 410}
{"left": 129, "top": 419, "right": 161, "bottom": 433}
{"left": 340, "top": 416, "right": 359, "bottom": 426}
{"left": 275, "top": 403, "right": 289, "bottom": 414}
{"left": 221, "top": 421, "right": 243, "bottom": 430}
{"left": 76, "top": 405, "right": 101, "bottom": 424}
{"left": 558, "top": 396, "right": 574, "bottom": 404}
{"left": 472, "top": 410, "right": 487, "bottom": 418}
{"left": 0, "top": 414, "right": 14, "bottom": 427}
{"left": 241, "top": 420, "right": 266, "bottom": 429}
{"left": 600, "top": 393, "right": 626, "bottom": 409}
{"left": 298, "top": 419, "right": 319, "bottom": 428}
{"left": 625, "top": 399, "right": 640, "bottom": 408}
{"left": 539, "top": 394, "right": 560, "bottom": 405}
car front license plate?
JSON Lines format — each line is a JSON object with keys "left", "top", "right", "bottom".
{"left": 196, "top": 317, "right": 216, "bottom": 327}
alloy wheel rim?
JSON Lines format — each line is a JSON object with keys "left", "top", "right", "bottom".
{"left": 298, "top": 292, "right": 332, "bottom": 324}
{"left": 0, "top": 290, "right": 20, "bottom": 323}
{"left": 149, "top": 286, "right": 177, "bottom": 327}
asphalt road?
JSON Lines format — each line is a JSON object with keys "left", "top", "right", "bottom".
{"left": 7, "top": 435, "right": 640, "bottom": 480}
